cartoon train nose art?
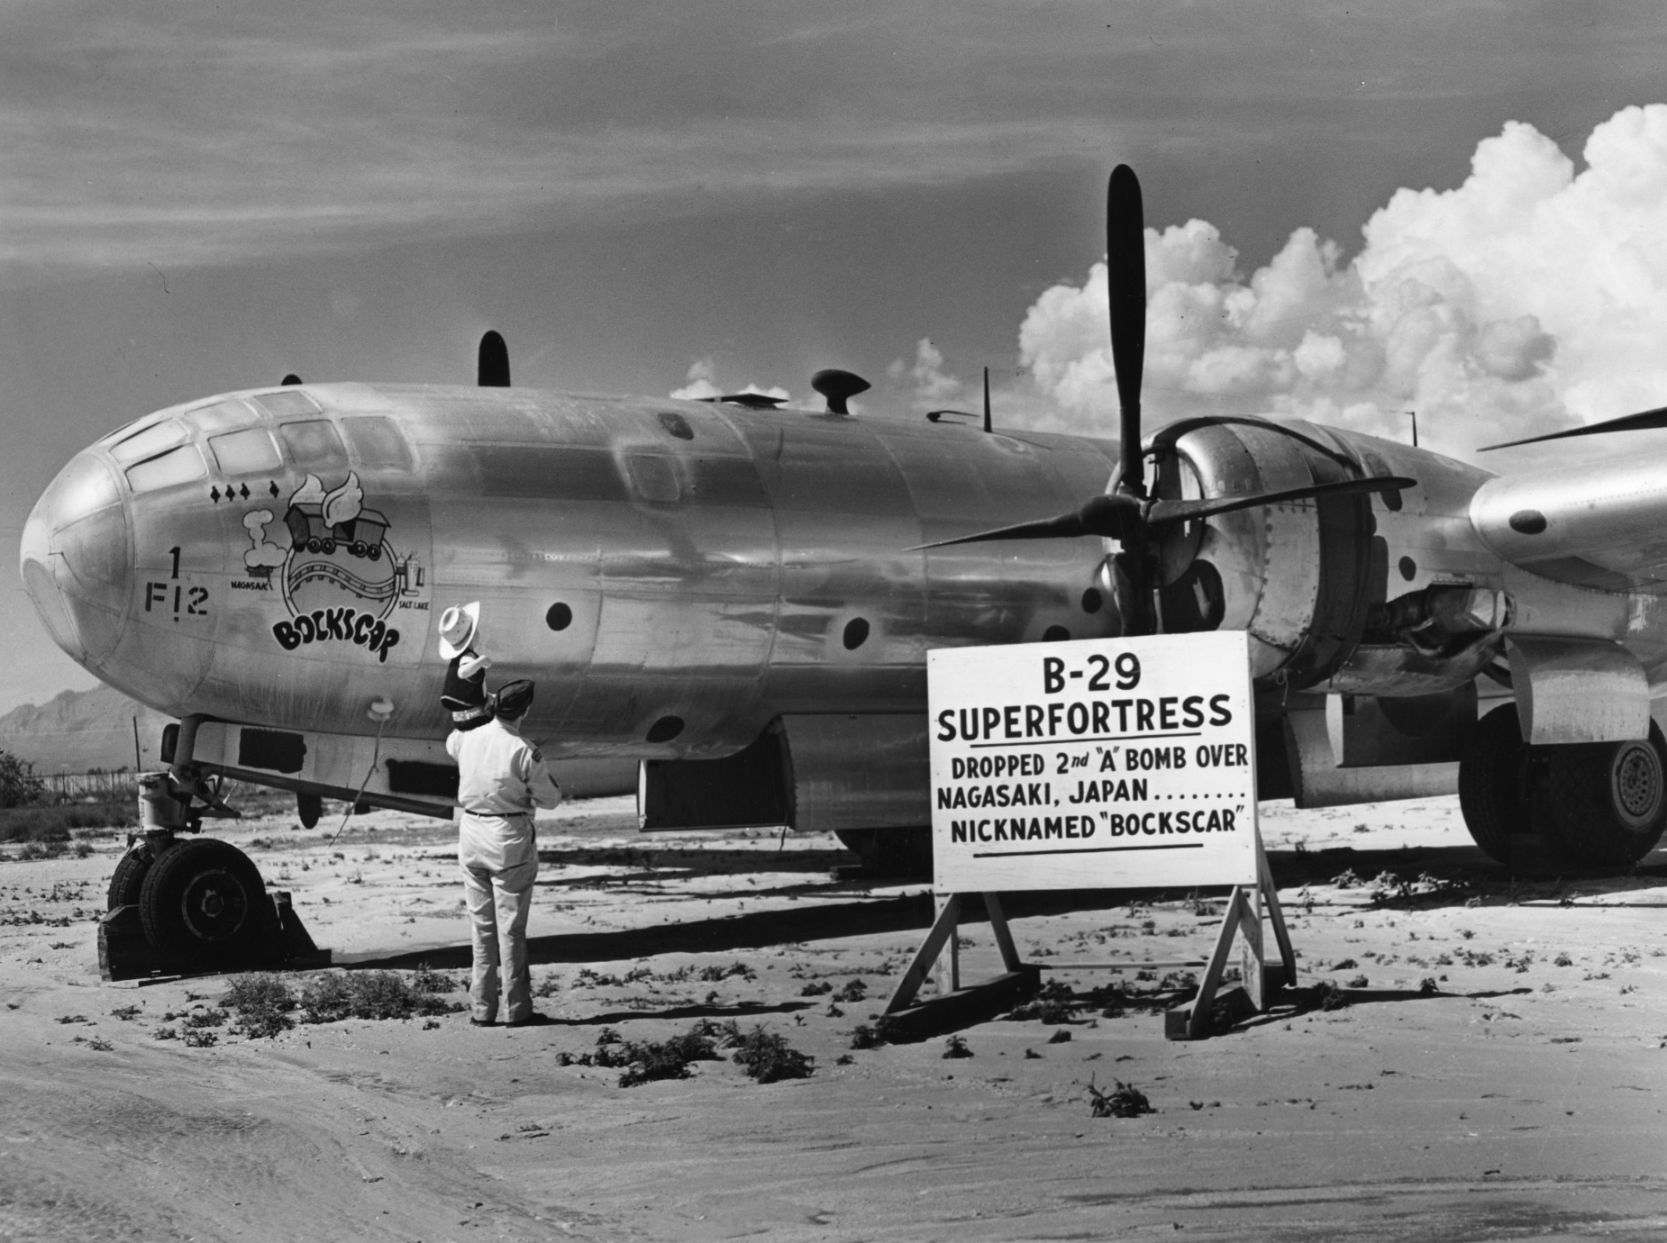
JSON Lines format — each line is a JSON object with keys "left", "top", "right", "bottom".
{"left": 240, "top": 472, "right": 423, "bottom": 662}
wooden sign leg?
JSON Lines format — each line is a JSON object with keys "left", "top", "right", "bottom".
{"left": 885, "top": 893, "right": 962, "bottom": 1014}
{"left": 1257, "top": 828, "right": 1298, "bottom": 990}
{"left": 983, "top": 893, "right": 1022, "bottom": 973}
{"left": 1184, "top": 886, "right": 1249, "bottom": 1039}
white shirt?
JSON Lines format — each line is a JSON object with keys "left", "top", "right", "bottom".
{"left": 447, "top": 717, "right": 563, "bottom": 870}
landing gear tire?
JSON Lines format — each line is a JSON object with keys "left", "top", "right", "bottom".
{"left": 1457, "top": 705, "right": 1530, "bottom": 863}
{"left": 107, "top": 842, "right": 156, "bottom": 909}
{"left": 835, "top": 828, "right": 932, "bottom": 879}
{"left": 297, "top": 793, "right": 323, "bottom": 830}
{"left": 138, "top": 838, "right": 268, "bottom": 971}
{"left": 1543, "top": 724, "right": 1667, "bottom": 869}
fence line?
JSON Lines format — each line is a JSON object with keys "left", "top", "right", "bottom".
{"left": 40, "top": 771, "right": 139, "bottom": 803}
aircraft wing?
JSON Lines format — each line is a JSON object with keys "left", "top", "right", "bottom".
{"left": 1470, "top": 446, "right": 1667, "bottom": 593}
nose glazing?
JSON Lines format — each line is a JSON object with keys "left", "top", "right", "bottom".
{"left": 20, "top": 452, "right": 131, "bottom": 669}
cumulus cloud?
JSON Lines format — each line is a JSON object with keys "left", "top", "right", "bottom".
{"left": 888, "top": 338, "right": 965, "bottom": 410}
{"left": 1009, "top": 104, "right": 1667, "bottom": 455}
{"left": 669, "top": 358, "right": 790, "bottom": 405}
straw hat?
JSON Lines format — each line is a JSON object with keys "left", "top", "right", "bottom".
{"left": 437, "top": 602, "right": 480, "bottom": 659}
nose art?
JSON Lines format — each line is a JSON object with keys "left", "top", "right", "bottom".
{"left": 20, "top": 452, "right": 131, "bottom": 668}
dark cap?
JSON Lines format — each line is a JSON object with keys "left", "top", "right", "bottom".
{"left": 492, "top": 679, "right": 535, "bottom": 719}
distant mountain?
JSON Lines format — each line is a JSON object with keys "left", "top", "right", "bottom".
{"left": 0, "top": 688, "right": 174, "bottom": 775}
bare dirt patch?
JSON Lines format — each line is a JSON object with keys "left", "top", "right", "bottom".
{"left": 3, "top": 795, "right": 1667, "bottom": 1240}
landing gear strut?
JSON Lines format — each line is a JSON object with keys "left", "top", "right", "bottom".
{"left": 1458, "top": 705, "right": 1667, "bottom": 871}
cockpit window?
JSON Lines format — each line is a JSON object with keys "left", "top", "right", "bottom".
{"left": 125, "top": 445, "right": 207, "bottom": 493}
{"left": 209, "top": 428, "right": 282, "bottom": 475}
{"left": 277, "top": 419, "right": 347, "bottom": 470}
{"left": 191, "top": 399, "right": 259, "bottom": 434}
{"left": 340, "top": 416, "right": 413, "bottom": 470}
{"left": 109, "top": 419, "right": 186, "bottom": 464}
{"left": 253, "top": 389, "right": 322, "bottom": 418}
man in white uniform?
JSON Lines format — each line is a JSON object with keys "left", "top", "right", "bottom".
{"left": 446, "top": 679, "right": 563, "bottom": 1025}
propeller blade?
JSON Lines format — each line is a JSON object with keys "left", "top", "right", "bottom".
{"left": 907, "top": 511, "right": 1094, "bottom": 551}
{"left": 1480, "top": 405, "right": 1667, "bottom": 451}
{"left": 1146, "top": 475, "right": 1416, "bottom": 528}
{"left": 1107, "top": 164, "right": 1147, "bottom": 497}
{"left": 478, "top": 330, "right": 510, "bottom": 387}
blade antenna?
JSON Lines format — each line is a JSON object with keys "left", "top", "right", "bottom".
{"left": 982, "top": 366, "right": 992, "bottom": 434}
{"left": 478, "top": 330, "right": 510, "bottom": 388}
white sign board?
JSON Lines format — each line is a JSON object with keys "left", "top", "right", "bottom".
{"left": 929, "top": 631, "right": 1258, "bottom": 893}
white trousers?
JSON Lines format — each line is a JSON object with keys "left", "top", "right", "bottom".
{"left": 459, "top": 813, "right": 538, "bottom": 1023}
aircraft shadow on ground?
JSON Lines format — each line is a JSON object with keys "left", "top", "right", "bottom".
{"left": 347, "top": 841, "right": 1667, "bottom": 975}
{"left": 353, "top": 889, "right": 937, "bottom": 972}
{"left": 1266, "top": 841, "right": 1667, "bottom": 910}
{"left": 1231, "top": 983, "right": 1536, "bottom": 1034}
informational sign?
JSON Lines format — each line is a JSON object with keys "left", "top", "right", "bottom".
{"left": 929, "top": 631, "right": 1258, "bottom": 893}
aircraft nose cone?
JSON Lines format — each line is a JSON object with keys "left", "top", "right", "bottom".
{"left": 20, "top": 452, "right": 131, "bottom": 668}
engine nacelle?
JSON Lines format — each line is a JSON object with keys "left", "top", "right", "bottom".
{"left": 1138, "top": 418, "right": 1503, "bottom": 700}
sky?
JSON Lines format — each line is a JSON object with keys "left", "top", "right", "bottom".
{"left": 3, "top": 1, "right": 1667, "bottom": 712}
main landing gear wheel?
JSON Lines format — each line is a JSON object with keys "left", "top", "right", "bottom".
{"left": 1543, "top": 724, "right": 1667, "bottom": 868}
{"left": 106, "top": 841, "right": 156, "bottom": 909}
{"left": 835, "top": 829, "right": 933, "bottom": 879}
{"left": 138, "top": 838, "right": 268, "bottom": 970}
{"left": 1457, "top": 705, "right": 1531, "bottom": 863}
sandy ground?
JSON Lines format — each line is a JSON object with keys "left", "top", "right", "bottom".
{"left": 3, "top": 795, "right": 1667, "bottom": 1242}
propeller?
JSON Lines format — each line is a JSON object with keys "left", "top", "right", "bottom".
{"left": 478, "top": 330, "right": 510, "bottom": 387}
{"left": 1480, "top": 404, "right": 1667, "bottom": 451}
{"left": 913, "top": 164, "right": 1417, "bottom": 636}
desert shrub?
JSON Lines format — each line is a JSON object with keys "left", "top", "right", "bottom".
{"left": 0, "top": 801, "right": 134, "bottom": 843}
{"left": 565, "top": 1022, "right": 724, "bottom": 1087}
{"left": 833, "top": 978, "right": 868, "bottom": 1003}
{"left": 222, "top": 974, "right": 298, "bottom": 1038}
{"left": 299, "top": 973, "right": 355, "bottom": 1023}
{"left": 0, "top": 752, "right": 45, "bottom": 809}
{"left": 298, "top": 971, "right": 460, "bottom": 1024}
{"left": 729, "top": 1026, "right": 814, "bottom": 1083}
{"left": 849, "top": 1023, "right": 887, "bottom": 1050}
{"left": 1088, "top": 1078, "right": 1153, "bottom": 1118}
{"left": 410, "top": 962, "right": 460, "bottom": 994}
{"left": 697, "top": 961, "right": 755, "bottom": 983}
{"left": 1005, "top": 979, "right": 1078, "bottom": 1024}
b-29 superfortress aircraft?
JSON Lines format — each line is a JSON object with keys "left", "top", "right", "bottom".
{"left": 21, "top": 165, "right": 1667, "bottom": 969}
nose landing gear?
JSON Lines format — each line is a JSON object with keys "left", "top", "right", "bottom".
{"left": 98, "top": 769, "right": 328, "bottom": 980}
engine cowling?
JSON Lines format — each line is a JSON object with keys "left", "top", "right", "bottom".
{"left": 1121, "top": 418, "right": 1388, "bottom": 693}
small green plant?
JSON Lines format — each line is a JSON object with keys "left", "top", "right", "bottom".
{"left": 942, "top": 1034, "right": 973, "bottom": 1059}
{"left": 697, "top": 961, "right": 756, "bottom": 983}
{"left": 409, "top": 962, "right": 459, "bottom": 994}
{"left": 730, "top": 1026, "right": 814, "bottom": 1083}
{"left": 833, "top": 978, "right": 868, "bottom": 1003}
{"left": 297, "top": 971, "right": 458, "bottom": 1024}
{"left": 849, "top": 1023, "right": 887, "bottom": 1050}
{"left": 1088, "top": 1078, "right": 1153, "bottom": 1118}
{"left": 1006, "top": 979, "right": 1077, "bottom": 1024}
{"left": 222, "top": 974, "right": 298, "bottom": 1038}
